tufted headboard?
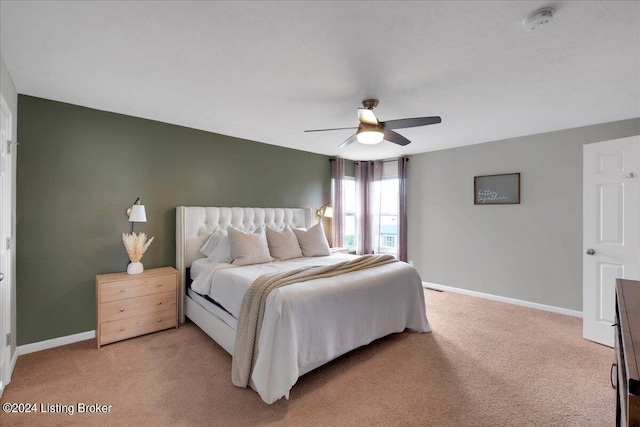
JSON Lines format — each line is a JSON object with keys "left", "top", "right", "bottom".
{"left": 175, "top": 207, "right": 313, "bottom": 322}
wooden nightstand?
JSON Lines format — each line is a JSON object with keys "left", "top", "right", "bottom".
{"left": 96, "top": 267, "right": 179, "bottom": 348}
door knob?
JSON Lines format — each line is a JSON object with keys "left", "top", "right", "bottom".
{"left": 0, "top": 272, "right": 3, "bottom": 281}
{"left": 586, "top": 248, "right": 595, "bottom": 255}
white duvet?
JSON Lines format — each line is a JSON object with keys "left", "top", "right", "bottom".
{"left": 191, "top": 254, "right": 430, "bottom": 403}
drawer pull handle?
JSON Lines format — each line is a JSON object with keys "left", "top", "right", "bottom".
{"left": 157, "top": 319, "right": 162, "bottom": 323}
{"left": 120, "top": 308, "right": 125, "bottom": 312}
{"left": 611, "top": 363, "right": 617, "bottom": 389}
{"left": 119, "top": 289, "right": 125, "bottom": 293}
{"left": 157, "top": 283, "right": 163, "bottom": 287}
{"left": 158, "top": 301, "right": 162, "bottom": 305}
{"left": 119, "top": 327, "right": 124, "bottom": 332}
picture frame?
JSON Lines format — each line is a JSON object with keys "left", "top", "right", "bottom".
{"left": 474, "top": 173, "right": 520, "bottom": 205}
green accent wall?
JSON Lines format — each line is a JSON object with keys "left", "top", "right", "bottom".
{"left": 17, "top": 95, "right": 330, "bottom": 345}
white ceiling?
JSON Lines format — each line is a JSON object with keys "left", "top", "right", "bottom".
{"left": 1, "top": 1, "right": 639, "bottom": 160}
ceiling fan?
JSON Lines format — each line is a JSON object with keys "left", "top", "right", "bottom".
{"left": 304, "top": 99, "right": 441, "bottom": 148}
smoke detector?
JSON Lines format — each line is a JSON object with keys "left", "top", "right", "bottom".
{"left": 523, "top": 8, "right": 555, "bottom": 31}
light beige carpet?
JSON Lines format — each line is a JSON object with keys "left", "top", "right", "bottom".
{"left": 1, "top": 289, "right": 614, "bottom": 426}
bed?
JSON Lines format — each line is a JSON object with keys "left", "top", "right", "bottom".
{"left": 176, "top": 206, "right": 430, "bottom": 403}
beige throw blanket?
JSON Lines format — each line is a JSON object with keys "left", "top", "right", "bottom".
{"left": 231, "top": 254, "right": 397, "bottom": 387}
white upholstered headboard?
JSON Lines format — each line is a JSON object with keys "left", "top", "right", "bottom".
{"left": 175, "top": 207, "right": 313, "bottom": 322}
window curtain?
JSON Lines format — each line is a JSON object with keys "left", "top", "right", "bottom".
{"left": 355, "top": 160, "right": 382, "bottom": 255}
{"left": 398, "top": 157, "right": 409, "bottom": 262}
{"left": 330, "top": 158, "right": 344, "bottom": 248}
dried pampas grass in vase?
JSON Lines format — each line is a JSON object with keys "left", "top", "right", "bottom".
{"left": 122, "top": 232, "right": 155, "bottom": 274}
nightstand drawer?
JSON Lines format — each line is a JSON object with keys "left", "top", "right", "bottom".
{"left": 100, "top": 291, "right": 177, "bottom": 323}
{"left": 100, "top": 274, "right": 176, "bottom": 303}
{"left": 100, "top": 307, "right": 177, "bottom": 345}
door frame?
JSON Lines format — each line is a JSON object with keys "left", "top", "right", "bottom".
{"left": 583, "top": 136, "right": 640, "bottom": 347}
{"left": 0, "top": 93, "right": 14, "bottom": 395}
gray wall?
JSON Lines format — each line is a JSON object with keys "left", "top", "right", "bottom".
{"left": 1, "top": 54, "right": 18, "bottom": 361}
{"left": 17, "top": 95, "right": 330, "bottom": 345}
{"left": 408, "top": 118, "right": 640, "bottom": 311}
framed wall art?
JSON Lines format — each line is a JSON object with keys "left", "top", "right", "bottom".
{"left": 474, "top": 173, "right": 520, "bottom": 205}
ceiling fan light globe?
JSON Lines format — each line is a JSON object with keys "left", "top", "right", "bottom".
{"left": 357, "top": 130, "right": 384, "bottom": 145}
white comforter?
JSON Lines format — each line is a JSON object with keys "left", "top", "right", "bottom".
{"left": 191, "top": 254, "right": 430, "bottom": 403}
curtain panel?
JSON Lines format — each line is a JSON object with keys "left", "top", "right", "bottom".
{"left": 355, "top": 160, "right": 382, "bottom": 255}
{"left": 330, "top": 158, "right": 345, "bottom": 248}
{"left": 398, "top": 157, "right": 409, "bottom": 262}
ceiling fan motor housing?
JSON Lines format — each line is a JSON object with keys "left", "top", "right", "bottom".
{"left": 358, "top": 122, "right": 384, "bottom": 132}
{"left": 362, "top": 99, "right": 379, "bottom": 109}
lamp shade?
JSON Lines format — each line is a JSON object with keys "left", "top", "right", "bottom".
{"left": 323, "top": 206, "right": 333, "bottom": 218}
{"left": 129, "top": 205, "right": 147, "bottom": 222}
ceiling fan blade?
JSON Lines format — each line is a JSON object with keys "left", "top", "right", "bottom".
{"left": 304, "top": 126, "right": 358, "bottom": 133}
{"left": 339, "top": 133, "right": 358, "bottom": 148}
{"left": 358, "top": 108, "right": 378, "bottom": 125}
{"left": 384, "top": 130, "right": 411, "bottom": 146}
{"left": 383, "top": 116, "right": 441, "bottom": 130}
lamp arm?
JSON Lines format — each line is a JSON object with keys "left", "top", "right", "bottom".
{"left": 126, "top": 197, "right": 141, "bottom": 217}
{"left": 316, "top": 202, "right": 331, "bottom": 217}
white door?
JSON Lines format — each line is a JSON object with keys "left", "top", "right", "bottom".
{"left": 0, "top": 96, "right": 12, "bottom": 393}
{"left": 583, "top": 136, "right": 640, "bottom": 347}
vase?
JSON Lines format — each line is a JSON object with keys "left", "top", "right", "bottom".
{"left": 127, "top": 261, "right": 144, "bottom": 275}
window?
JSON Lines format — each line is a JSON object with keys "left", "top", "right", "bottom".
{"left": 347, "top": 159, "right": 401, "bottom": 257}
{"left": 377, "top": 177, "right": 399, "bottom": 257}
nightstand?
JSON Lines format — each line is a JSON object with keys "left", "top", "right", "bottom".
{"left": 330, "top": 247, "right": 350, "bottom": 254}
{"left": 96, "top": 267, "right": 179, "bottom": 348}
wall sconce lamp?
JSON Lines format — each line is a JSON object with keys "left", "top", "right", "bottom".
{"left": 316, "top": 203, "right": 333, "bottom": 218}
{"left": 126, "top": 197, "right": 147, "bottom": 233}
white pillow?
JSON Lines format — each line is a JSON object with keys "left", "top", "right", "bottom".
{"left": 292, "top": 223, "right": 331, "bottom": 257}
{"left": 228, "top": 226, "right": 273, "bottom": 266}
{"left": 266, "top": 226, "right": 303, "bottom": 260}
{"left": 199, "top": 229, "right": 226, "bottom": 257}
{"left": 207, "top": 233, "right": 233, "bottom": 263}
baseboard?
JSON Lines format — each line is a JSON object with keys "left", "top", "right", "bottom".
{"left": 423, "top": 282, "right": 583, "bottom": 318}
{"left": 17, "top": 330, "right": 95, "bottom": 356}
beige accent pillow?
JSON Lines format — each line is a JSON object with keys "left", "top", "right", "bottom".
{"left": 266, "top": 226, "right": 303, "bottom": 260}
{"left": 228, "top": 226, "right": 273, "bottom": 266}
{"left": 292, "top": 223, "right": 331, "bottom": 257}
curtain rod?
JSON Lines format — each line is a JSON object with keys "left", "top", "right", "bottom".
{"left": 330, "top": 157, "right": 409, "bottom": 163}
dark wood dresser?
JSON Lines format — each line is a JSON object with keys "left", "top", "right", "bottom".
{"left": 615, "top": 278, "right": 640, "bottom": 427}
